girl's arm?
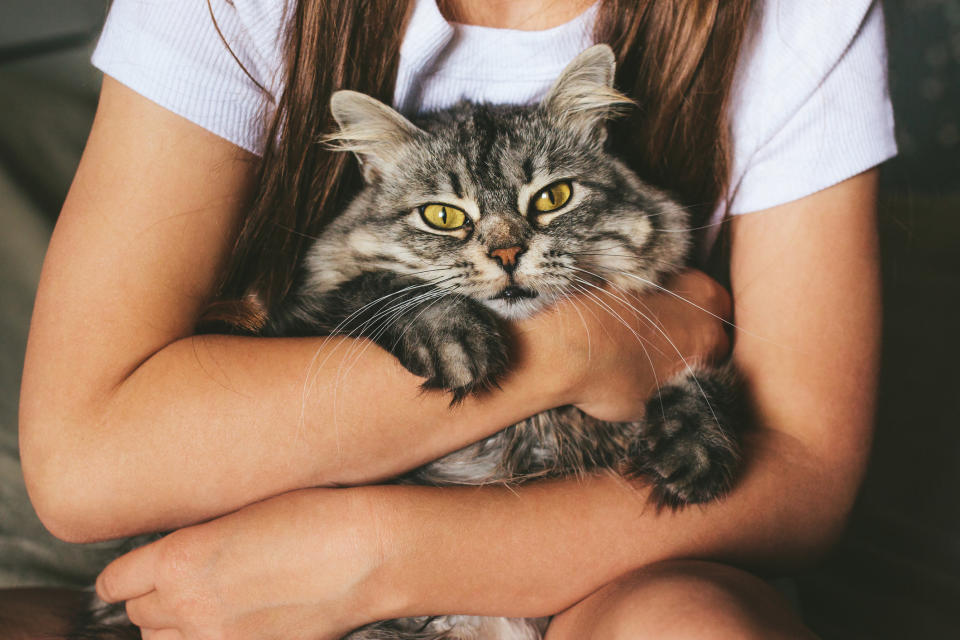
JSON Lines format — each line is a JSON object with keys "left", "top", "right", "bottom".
{"left": 93, "top": 171, "right": 880, "bottom": 638}
{"left": 19, "top": 78, "right": 725, "bottom": 543}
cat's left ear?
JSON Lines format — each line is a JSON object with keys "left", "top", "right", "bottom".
{"left": 325, "top": 90, "right": 424, "bottom": 181}
{"left": 543, "top": 44, "right": 633, "bottom": 142}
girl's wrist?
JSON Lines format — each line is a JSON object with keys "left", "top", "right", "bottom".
{"left": 352, "top": 485, "right": 421, "bottom": 622}
{"left": 511, "top": 311, "right": 585, "bottom": 408}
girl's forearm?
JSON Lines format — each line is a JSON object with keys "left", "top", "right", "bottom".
{"left": 21, "top": 332, "right": 565, "bottom": 543}
{"left": 87, "top": 424, "right": 847, "bottom": 639}
{"left": 363, "top": 426, "right": 845, "bottom": 622}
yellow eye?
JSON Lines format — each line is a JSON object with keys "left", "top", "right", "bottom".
{"left": 420, "top": 204, "right": 467, "bottom": 230}
{"left": 531, "top": 181, "right": 573, "bottom": 213}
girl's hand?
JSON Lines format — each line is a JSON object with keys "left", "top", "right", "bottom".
{"left": 95, "top": 489, "right": 385, "bottom": 640}
{"left": 519, "top": 269, "right": 731, "bottom": 423}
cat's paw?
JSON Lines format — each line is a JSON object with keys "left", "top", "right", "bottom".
{"left": 387, "top": 296, "right": 510, "bottom": 400}
{"left": 624, "top": 365, "right": 743, "bottom": 508}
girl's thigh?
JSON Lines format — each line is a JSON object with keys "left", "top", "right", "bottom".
{"left": 545, "top": 560, "right": 817, "bottom": 640}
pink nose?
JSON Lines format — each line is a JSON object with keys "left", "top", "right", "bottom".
{"left": 489, "top": 245, "right": 523, "bottom": 270}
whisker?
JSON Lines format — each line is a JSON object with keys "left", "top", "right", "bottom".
{"left": 566, "top": 282, "right": 665, "bottom": 417}
{"left": 602, "top": 269, "right": 752, "bottom": 334}
{"left": 334, "top": 287, "right": 468, "bottom": 405}
{"left": 550, "top": 282, "right": 593, "bottom": 362}
{"left": 334, "top": 288, "right": 449, "bottom": 375}
{"left": 338, "top": 285, "right": 455, "bottom": 385}
{"left": 297, "top": 276, "right": 456, "bottom": 441}
{"left": 570, "top": 275, "right": 672, "bottom": 412}
{"left": 323, "top": 290, "right": 441, "bottom": 446}
{"left": 568, "top": 265, "right": 665, "bottom": 324}
{"left": 570, "top": 262, "right": 775, "bottom": 343}
{"left": 332, "top": 288, "right": 453, "bottom": 413}
{"left": 567, "top": 278, "right": 663, "bottom": 357}
{"left": 569, "top": 277, "right": 721, "bottom": 428}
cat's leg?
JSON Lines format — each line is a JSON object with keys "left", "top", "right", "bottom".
{"left": 278, "top": 272, "right": 511, "bottom": 400}
{"left": 624, "top": 364, "right": 743, "bottom": 508}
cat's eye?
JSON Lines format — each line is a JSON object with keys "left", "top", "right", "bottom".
{"left": 531, "top": 181, "right": 573, "bottom": 214}
{"left": 420, "top": 204, "right": 467, "bottom": 230}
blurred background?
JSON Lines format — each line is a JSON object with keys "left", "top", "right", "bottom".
{"left": 0, "top": 1, "right": 957, "bottom": 637}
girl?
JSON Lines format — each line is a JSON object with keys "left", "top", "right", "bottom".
{"left": 17, "top": 0, "right": 895, "bottom": 637}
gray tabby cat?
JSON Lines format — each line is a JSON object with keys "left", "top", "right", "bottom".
{"left": 275, "top": 44, "right": 741, "bottom": 640}
{"left": 73, "top": 45, "right": 741, "bottom": 640}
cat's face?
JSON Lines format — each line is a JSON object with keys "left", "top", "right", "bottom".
{"left": 309, "top": 45, "right": 689, "bottom": 319}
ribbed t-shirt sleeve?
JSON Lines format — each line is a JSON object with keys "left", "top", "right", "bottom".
{"left": 91, "top": 0, "right": 282, "bottom": 155}
{"left": 725, "top": 0, "right": 897, "bottom": 215}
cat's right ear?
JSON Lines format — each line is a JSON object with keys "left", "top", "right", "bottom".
{"left": 325, "top": 91, "right": 423, "bottom": 182}
{"left": 543, "top": 44, "right": 632, "bottom": 143}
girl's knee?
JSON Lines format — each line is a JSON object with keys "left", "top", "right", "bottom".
{"left": 547, "top": 560, "right": 816, "bottom": 640}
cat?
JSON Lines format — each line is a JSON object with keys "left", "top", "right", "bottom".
{"left": 73, "top": 45, "right": 742, "bottom": 640}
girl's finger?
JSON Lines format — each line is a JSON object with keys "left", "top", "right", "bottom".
{"left": 96, "top": 541, "right": 160, "bottom": 602}
{"left": 125, "top": 591, "right": 177, "bottom": 630}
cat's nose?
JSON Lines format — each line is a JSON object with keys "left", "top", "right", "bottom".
{"left": 488, "top": 245, "right": 524, "bottom": 274}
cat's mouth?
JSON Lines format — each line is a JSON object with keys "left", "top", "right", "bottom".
{"left": 490, "top": 285, "right": 539, "bottom": 302}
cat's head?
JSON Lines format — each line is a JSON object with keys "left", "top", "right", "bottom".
{"left": 315, "top": 44, "right": 690, "bottom": 319}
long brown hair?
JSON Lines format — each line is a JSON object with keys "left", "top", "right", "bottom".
{"left": 206, "top": 0, "right": 754, "bottom": 330}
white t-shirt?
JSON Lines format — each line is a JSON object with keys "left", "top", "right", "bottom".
{"left": 91, "top": 0, "right": 897, "bottom": 230}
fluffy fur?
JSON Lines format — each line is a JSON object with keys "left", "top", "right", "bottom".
{"left": 75, "top": 45, "right": 743, "bottom": 640}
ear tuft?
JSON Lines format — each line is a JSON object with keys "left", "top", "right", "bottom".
{"left": 323, "top": 91, "right": 423, "bottom": 180}
{"left": 543, "top": 44, "right": 633, "bottom": 138}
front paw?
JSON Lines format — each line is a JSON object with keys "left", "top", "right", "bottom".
{"left": 386, "top": 296, "right": 510, "bottom": 400}
{"left": 625, "top": 366, "right": 743, "bottom": 508}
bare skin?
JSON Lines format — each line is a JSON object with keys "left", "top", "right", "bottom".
{"left": 545, "top": 560, "right": 818, "bottom": 640}
{"left": 15, "top": 1, "right": 880, "bottom": 634}
{"left": 438, "top": 0, "right": 596, "bottom": 29}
